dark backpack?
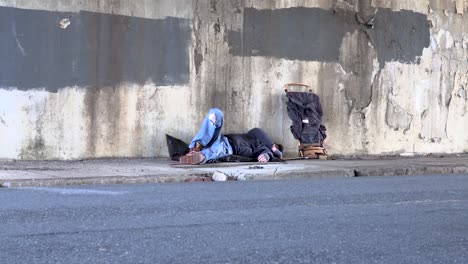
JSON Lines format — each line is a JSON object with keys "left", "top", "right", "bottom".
{"left": 285, "top": 91, "right": 327, "bottom": 145}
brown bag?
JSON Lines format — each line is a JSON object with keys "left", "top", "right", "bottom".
{"left": 299, "top": 144, "right": 327, "bottom": 159}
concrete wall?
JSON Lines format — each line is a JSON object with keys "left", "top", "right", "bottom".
{"left": 0, "top": 0, "right": 467, "bottom": 160}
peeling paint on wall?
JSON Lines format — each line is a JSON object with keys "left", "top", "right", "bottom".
{"left": 385, "top": 100, "right": 413, "bottom": 133}
{"left": 455, "top": 0, "right": 464, "bottom": 15}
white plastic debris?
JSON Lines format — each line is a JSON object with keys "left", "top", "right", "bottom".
{"left": 212, "top": 171, "right": 228, "bottom": 182}
{"left": 59, "top": 18, "right": 71, "bottom": 29}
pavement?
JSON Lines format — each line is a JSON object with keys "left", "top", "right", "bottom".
{"left": 1, "top": 153, "right": 468, "bottom": 187}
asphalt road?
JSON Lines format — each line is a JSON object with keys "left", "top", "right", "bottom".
{"left": 1, "top": 175, "right": 467, "bottom": 264}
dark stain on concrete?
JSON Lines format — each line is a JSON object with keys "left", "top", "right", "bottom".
{"left": 83, "top": 87, "right": 99, "bottom": 156}
{"left": 104, "top": 87, "right": 121, "bottom": 154}
{"left": 0, "top": 6, "right": 191, "bottom": 92}
{"left": 19, "top": 135, "right": 46, "bottom": 160}
{"left": 192, "top": 0, "right": 203, "bottom": 76}
{"left": 227, "top": 7, "right": 430, "bottom": 68}
{"left": 82, "top": 86, "right": 123, "bottom": 157}
{"left": 132, "top": 88, "right": 144, "bottom": 155}
{"left": 19, "top": 108, "right": 47, "bottom": 160}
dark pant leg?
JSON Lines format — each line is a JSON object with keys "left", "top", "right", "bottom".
{"left": 246, "top": 128, "right": 274, "bottom": 148}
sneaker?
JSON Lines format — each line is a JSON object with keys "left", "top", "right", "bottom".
{"left": 179, "top": 152, "right": 206, "bottom": 165}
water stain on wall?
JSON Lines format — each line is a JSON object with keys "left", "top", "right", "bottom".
{"left": 227, "top": 7, "right": 430, "bottom": 68}
{"left": 0, "top": 6, "right": 191, "bottom": 92}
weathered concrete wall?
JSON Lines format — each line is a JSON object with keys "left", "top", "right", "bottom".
{"left": 0, "top": 0, "right": 467, "bottom": 159}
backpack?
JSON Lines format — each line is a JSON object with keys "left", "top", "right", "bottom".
{"left": 284, "top": 83, "right": 327, "bottom": 159}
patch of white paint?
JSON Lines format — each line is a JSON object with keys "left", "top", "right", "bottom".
{"left": 456, "top": 0, "right": 464, "bottom": 15}
{"left": 399, "top": 152, "right": 415, "bottom": 157}
{"left": 436, "top": 30, "right": 446, "bottom": 49}
{"left": 445, "top": 31, "right": 454, "bottom": 49}
{"left": 12, "top": 23, "right": 26, "bottom": 56}
{"left": 338, "top": 83, "right": 345, "bottom": 92}
{"left": 394, "top": 199, "right": 461, "bottom": 205}
{"left": 430, "top": 35, "right": 438, "bottom": 51}
{"left": 436, "top": 30, "right": 455, "bottom": 50}
{"left": 414, "top": 79, "right": 431, "bottom": 113}
{"left": 337, "top": 64, "right": 348, "bottom": 76}
{"left": 22, "top": 187, "right": 129, "bottom": 195}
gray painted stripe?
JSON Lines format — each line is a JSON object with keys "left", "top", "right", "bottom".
{"left": 227, "top": 7, "right": 430, "bottom": 68}
{"left": 0, "top": 6, "right": 191, "bottom": 92}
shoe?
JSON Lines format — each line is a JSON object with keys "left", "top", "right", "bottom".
{"left": 179, "top": 152, "right": 205, "bottom": 165}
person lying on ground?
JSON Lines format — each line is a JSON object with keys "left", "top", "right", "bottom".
{"left": 179, "top": 108, "right": 283, "bottom": 165}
